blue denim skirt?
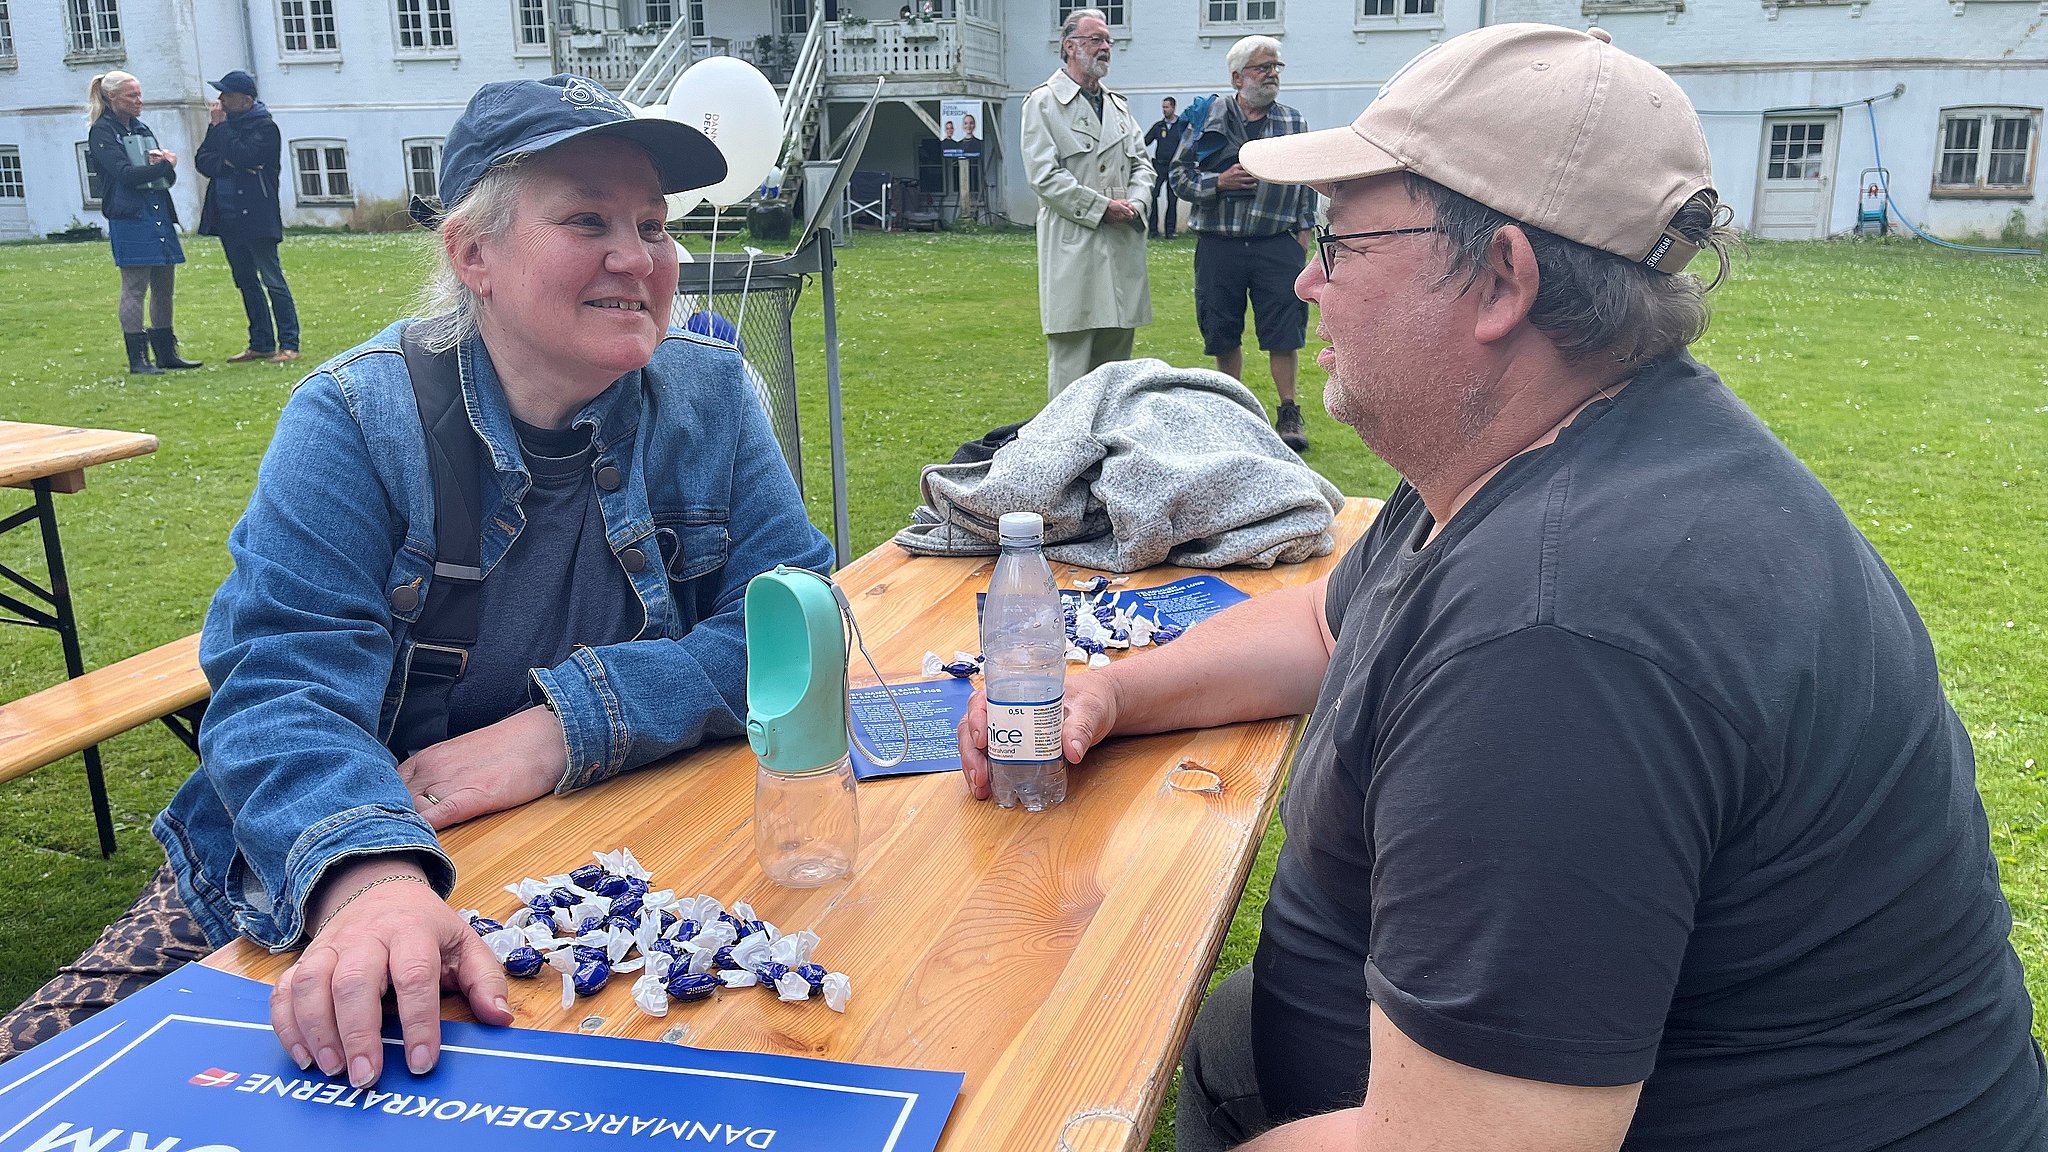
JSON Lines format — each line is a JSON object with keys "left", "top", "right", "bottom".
{"left": 109, "top": 194, "right": 186, "bottom": 268}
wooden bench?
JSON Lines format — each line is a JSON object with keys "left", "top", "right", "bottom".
{"left": 0, "top": 633, "right": 210, "bottom": 849}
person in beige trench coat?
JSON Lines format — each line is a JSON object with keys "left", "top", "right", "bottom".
{"left": 1022, "top": 7, "right": 1154, "bottom": 399}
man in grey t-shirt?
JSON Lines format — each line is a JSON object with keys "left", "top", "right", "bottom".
{"left": 955, "top": 24, "right": 2047, "bottom": 1152}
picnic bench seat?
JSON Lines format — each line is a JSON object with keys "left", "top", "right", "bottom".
{"left": 0, "top": 632, "right": 208, "bottom": 809}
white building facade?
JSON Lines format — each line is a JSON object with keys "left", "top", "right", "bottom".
{"left": 0, "top": 0, "right": 2040, "bottom": 241}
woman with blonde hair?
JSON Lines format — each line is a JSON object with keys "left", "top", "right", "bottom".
{"left": 86, "top": 70, "right": 202, "bottom": 374}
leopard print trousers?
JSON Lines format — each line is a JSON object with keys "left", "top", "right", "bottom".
{"left": 0, "top": 864, "right": 211, "bottom": 1063}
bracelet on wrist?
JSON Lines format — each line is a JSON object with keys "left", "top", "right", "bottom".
{"left": 312, "top": 873, "right": 431, "bottom": 938}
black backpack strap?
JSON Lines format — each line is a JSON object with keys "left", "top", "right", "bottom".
{"left": 388, "top": 323, "right": 485, "bottom": 759}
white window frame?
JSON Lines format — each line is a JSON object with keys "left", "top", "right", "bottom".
{"left": 403, "top": 137, "right": 444, "bottom": 201}
{"left": 76, "top": 141, "right": 104, "bottom": 209}
{"left": 1055, "top": 0, "right": 1127, "bottom": 34}
{"left": 278, "top": 0, "right": 341, "bottom": 59}
{"left": 1931, "top": 106, "right": 2040, "bottom": 198}
{"left": 1354, "top": 0, "right": 1442, "bottom": 37}
{"left": 640, "top": 0, "right": 675, "bottom": 26}
{"left": 292, "top": 137, "right": 354, "bottom": 205}
{"left": 512, "top": 0, "right": 550, "bottom": 54}
{"left": 685, "top": 0, "right": 705, "bottom": 36}
{"left": 0, "top": 146, "right": 24, "bottom": 202}
{"left": 1201, "top": 0, "right": 1282, "bottom": 38}
{"left": 393, "top": 0, "right": 457, "bottom": 56}
{"left": 1, "top": 0, "right": 17, "bottom": 68}
{"left": 64, "top": 0, "right": 124, "bottom": 62}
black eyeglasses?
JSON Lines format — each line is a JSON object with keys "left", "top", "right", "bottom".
{"left": 1313, "top": 224, "right": 1439, "bottom": 279}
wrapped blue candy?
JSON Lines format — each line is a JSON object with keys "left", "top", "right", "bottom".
{"left": 651, "top": 908, "right": 679, "bottom": 935}
{"left": 665, "top": 971, "right": 720, "bottom": 1003}
{"left": 673, "top": 917, "right": 701, "bottom": 942}
{"left": 572, "top": 943, "right": 608, "bottom": 965}
{"left": 593, "top": 874, "right": 635, "bottom": 898}
{"left": 568, "top": 864, "right": 608, "bottom": 889}
{"left": 524, "top": 897, "right": 559, "bottom": 927}
{"left": 577, "top": 915, "right": 604, "bottom": 935}
{"left": 713, "top": 944, "right": 741, "bottom": 970}
{"left": 465, "top": 913, "right": 505, "bottom": 937}
{"left": 572, "top": 955, "right": 611, "bottom": 997}
{"left": 797, "top": 963, "right": 828, "bottom": 991}
{"left": 1154, "top": 623, "right": 1185, "bottom": 643}
{"left": 504, "top": 946, "right": 544, "bottom": 977}
{"left": 752, "top": 960, "right": 790, "bottom": 987}
{"left": 610, "top": 891, "right": 645, "bottom": 919}
{"left": 647, "top": 937, "right": 681, "bottom": 959}
{"left": 606, "top": 913, "right": 639, "bottom": 934}
{"left": 624, "top": 876, "right": 651, "bottom": 898}
{"left": 548, "top": 886, "right": 581, "bottom": 908}
{"left": 1078, "top": 575, "right": 1111, "bottom": 596}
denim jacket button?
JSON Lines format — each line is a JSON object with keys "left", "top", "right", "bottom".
{"left": 389, "top": 585, "right": 420, "bottom": 613}
{"left": 621, "top": 546, "right": 647, "bottom": 573}
{"left": 595, "top": 464, "right": 622, "bottom": 491}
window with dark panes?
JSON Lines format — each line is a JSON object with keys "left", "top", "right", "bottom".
{"left": 1361, "top": 0, "right": 1434, "bottom": 14}
{"left": 0, "top": 148, "right": 24, "bottom": 201}
{"left": 294, "top": 140, "right": 352, "bottom": 203}
{"left": 1935, "top": 107, "right": 2040, "bottom": 194}
{"left": 66, "top": 0, "right": 122, "bottom": 52}
{"left": 405, "top": 139, "right": 443, "bottom": 200}
{"left": 1767, "top": 122, "right": 1826, "bottom": 181}
{"left": 643, "top": 0, "right": 674, "bottom": 25}
{"left": 396, "top": 0, "right": 454, "bottom": 49}
{"left": 280, "top": 0, "right": 339, "bottom": 52}
{"left": 516, "top": 0, "right": 547, "bottom": 44}
{"left": 1, "top": 0, "right": 16, "bottom": 59}
{"left": 76, "top": 141, "right": 104, "bottom": 207}
{"left": 1057, "top": 0, "right": 1125, "bottom": 28}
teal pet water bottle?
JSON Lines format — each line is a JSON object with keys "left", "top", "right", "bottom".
{"left": 745, "top": 566, "right": 860, "bottom": 887}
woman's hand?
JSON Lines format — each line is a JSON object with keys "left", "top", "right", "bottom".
{"left": 147, "top": 148, "right": 177, "bottom": 166}
{"left": 956, "top": 674, "right": 1120, "bottom": 801}
{"left": 272, "top": 856, "right": 515, "bottom": 1087}
{"left": 397, "top": 705, "right": 569, "bottom": 830}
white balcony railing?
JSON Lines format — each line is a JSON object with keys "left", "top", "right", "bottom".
{"left": 561, "top": 31, "right": 731, "bottom": 90}
{"left": 824, "top": 19, "right": 1001, "bottom": 82}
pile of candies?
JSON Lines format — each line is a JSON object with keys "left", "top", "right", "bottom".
{"left": 462, "top": 848, "right": 851, "bottom": 1018}
{"left": 924, "top": 574, "right": 1186, "bottom": 678}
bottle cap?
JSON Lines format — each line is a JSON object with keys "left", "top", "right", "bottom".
{"left": 743, "top": 566, "right": 849, "bottom": 773}
{"left": 998, "top": 511, "right": 1044, "bottom": 545}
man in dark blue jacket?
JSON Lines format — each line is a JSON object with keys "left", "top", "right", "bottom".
{"left": 197, "top": 70, "right": 301, "bottom": 364}
{"left": 1143, "top": 97, "right": 1186, "bottom": 239}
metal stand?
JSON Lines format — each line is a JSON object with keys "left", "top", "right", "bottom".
{"left": 0, "top": 478, "right": 118, "bottom": 856}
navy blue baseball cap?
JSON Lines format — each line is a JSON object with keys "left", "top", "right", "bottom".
{"left": 208, "top": 70, "right": 259, "bottom": 97}
{"left": 421, "top": 74, "right": 725, "bottom": 225}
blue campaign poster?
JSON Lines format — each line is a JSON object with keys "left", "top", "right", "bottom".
{"left": 848, "top": 677, "right": 976, "bottom": 781}
{"left": 0, "top": 965, "right": 962, "bottom": 1152}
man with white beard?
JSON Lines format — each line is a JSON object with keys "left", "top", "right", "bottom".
{"left": 1020, "top": 7, "right": 1153, "bottom": 398}
{"left": 1170, "top": 35, "right": 1317, "bottom": 451}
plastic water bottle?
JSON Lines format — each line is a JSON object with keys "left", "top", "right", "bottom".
{"left": 981, "top": 512, "right": 1067, "bottom": 811}
{"left": 746, "top": 567, "right": 859, "bottom": 887}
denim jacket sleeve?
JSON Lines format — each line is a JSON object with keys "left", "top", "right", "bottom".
{"left": 197, "top": 367, "right": 453, "bottom": 950}
{"left": 535, "top": 338, "right": 833, "bottom": 791}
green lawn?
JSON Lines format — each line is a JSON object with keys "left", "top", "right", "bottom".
{"left": 1, "top": 231, "right": 2042, "bottom": 1144}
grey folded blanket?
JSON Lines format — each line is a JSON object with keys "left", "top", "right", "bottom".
{"left": 893, "top": 357, "right": 1345, "bottom": 571}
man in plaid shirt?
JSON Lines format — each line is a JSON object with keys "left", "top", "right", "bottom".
{"left": 1170, "top": 35, "right": 1320, "bottom": 451}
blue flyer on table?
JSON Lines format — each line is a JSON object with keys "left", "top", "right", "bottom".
{"left": 0, "top": 964, "right": 962, "bottom": 1152}
{"left": 977, "top": 573, "right": 1251, "bottom": 631}
{"left": 848, "top": 676, "right": 976, "bottom": 781}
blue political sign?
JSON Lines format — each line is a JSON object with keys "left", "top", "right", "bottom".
{"left": 0, "top": 965, "right": 961, "bottom": 1152}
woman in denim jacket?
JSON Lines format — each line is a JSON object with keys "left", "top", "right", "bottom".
{"left": 0, "top": 76, "right": 832, "bottom": 1081}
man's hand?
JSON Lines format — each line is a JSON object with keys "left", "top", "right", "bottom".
{"left": 957, "top": 673, "right": 1120, "bottom": 800}
{"left": 397, "top": 705, "right": 568, "bottom": 830}
{"left": 273, "top": 856, "right": 515, "bottom": 1088}
{"left": 1102, "top": 198, "right": 1141, "bottom": 226}
{"left": 209, "top": 101, "right": 226, "bottom": 125}
{"left": 1218, "top": 164, "right": 1258, "bottom": 192}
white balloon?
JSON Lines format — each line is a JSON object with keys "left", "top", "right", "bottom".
{"left": 664, "top": 56, "right": 783, "bottom": 208}
{"left": 665, "top": 189, "right": 704, "bottom": 222}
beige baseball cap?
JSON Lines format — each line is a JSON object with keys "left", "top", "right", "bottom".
{"left": 1241, "top": 23, "right": 1714, "bottom": 272}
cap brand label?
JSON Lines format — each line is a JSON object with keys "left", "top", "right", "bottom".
{"left": 1643, "top": 234, "right": 1675, "bottom": 268}
{"left": 560, "top": 76, "right": 629, "bottom": 119}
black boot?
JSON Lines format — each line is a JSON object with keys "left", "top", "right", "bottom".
{"left": 124, "top": 332, "right": 164, "bottom": 375}
{"left": 146, "top": 328, "right": 203, "bottom": 369}
{"left": 1276, "top": 400, "right": 1309, "bottom": 452}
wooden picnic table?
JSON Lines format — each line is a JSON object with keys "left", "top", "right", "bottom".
{"left": 205, "top": 497, "right": 1379, "bottom": 1151}
{"left": 0, "top": 419, "right": 161, "bottom": 856}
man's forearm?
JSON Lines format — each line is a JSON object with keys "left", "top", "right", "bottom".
{"left": 1099, "top": 580, "right": 1330, "bottom": 739}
